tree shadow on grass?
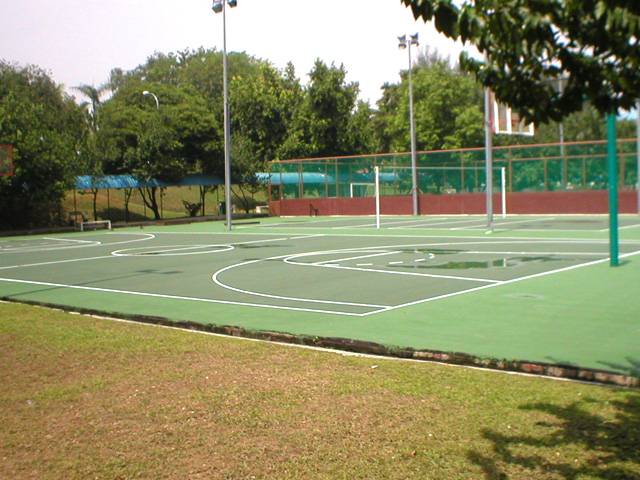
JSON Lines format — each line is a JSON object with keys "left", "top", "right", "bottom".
{"left": 468, "top": 393, "right": 640, "bottom": 479}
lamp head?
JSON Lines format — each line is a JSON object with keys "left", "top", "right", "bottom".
{"left": 213, "top": 0, "right": 235, "bottom": 12}
{"left": 398, "top": 35, "right": 407, "bottom": 49}
{"left": 410, "top": 33, "right": 419, "bottom": 46}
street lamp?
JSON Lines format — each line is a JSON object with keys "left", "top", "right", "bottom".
{"left": 398, "top": 33, "right": 419, "bottom": 216}
{"left": 142, "top": 90, "right": 159, "bottom": 110}
{"left": 212, "top": 0, "right": 236, "bottom": 231}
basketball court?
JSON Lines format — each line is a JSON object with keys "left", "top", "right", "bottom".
{"left": 1, "top": 216, "right": 639, "bottom": 380}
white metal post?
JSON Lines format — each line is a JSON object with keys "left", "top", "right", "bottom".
{"left": 501, "top": 166, "right": 507, "bottom": 219}
{"left": 408, "top": 43, "right": 418, "bottom": 216}
{"left": 484, "top": 87, "right": 494, "bottom": 231}
{"left": 375, "top": 166, "right": 381, "bottom": 229}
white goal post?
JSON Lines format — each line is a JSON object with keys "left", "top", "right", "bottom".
{"left": 79, "top": 220, "right": 112, "bottom": 232}
{"left": 349, "top": 182, "right": 376, "bottom": 198}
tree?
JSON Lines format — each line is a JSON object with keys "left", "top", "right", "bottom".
{"left": 400, "top": 1, "right": 640, "bottom": 122}
{"left": 229, "top": 62, "right": 299, "bottom": 210}
{"left": 0, "top": 62, "right": 86, "bottom": 228}
{"left": 280, "top": 60, "right": 362, "bottom": 159}
{"left": 98, "top": 81, "right": 217, "bottom": 219}
{"left": 75, "top": 83, "right": 110, "bottom": 220}
{"left": 374, "top": 55, "right": 484, "bottom": 152}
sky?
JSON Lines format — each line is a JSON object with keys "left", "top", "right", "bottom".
{"left": 1, "top": 0, "right": 467, "bottom": 106}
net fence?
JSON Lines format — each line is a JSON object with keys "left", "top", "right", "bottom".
{"left": 268, "top": 139, "right": 639, "bottom": 200}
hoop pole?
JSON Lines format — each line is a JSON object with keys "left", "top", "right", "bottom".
{"left": 375, "top": 166, "right": 380, "bottom": 229}
{"left": 501, "top": 167, "right": 507, "bottom": 219}
{"left": 607, "top": 113, "right": 619, "bottom": 266}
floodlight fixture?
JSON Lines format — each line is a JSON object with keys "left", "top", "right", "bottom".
{"left": 212, "top": 0, "right": 236, "bottom": 13}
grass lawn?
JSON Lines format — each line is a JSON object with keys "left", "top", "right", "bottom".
{"left": 1, "top": 301, "right": 639, "bottom": 479}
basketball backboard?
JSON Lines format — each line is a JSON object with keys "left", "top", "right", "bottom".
{"left": 490, "top": 92, "right": 535, "bottom": 136}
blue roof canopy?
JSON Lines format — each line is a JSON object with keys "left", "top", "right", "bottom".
{"left": 75, "top": 174, "right": 223, "bottom": 190}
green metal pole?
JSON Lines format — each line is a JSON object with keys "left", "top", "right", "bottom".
{"left": 607, "top": 113, "right": 619, "bottom": 266}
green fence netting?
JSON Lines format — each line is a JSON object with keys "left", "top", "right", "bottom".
{"left": 269, "top": 139, "right": 639, "bottom": 200}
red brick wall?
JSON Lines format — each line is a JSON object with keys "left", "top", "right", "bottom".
{"left": 269, "top": 190, "right": 638, "bottom": 216}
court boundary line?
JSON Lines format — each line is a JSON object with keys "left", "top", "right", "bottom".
{"left": 368, "top": 248, "right": 640, "bottom": 316}
{"left": 140, "top": 228, "right": 640, "bottom": 245}
{"left": 0, "top": 277, "right": 374, "bottom": 317}
{"left": 0, "top": 232, "right": 156, "bottom": 254}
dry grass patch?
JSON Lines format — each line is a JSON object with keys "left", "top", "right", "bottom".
{"left": 1, "top": 302, "right": 639, "bottom": 479}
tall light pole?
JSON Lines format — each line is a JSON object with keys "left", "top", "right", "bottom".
{"left": 142, "top": 90, "right": 159, "bottom": 110}
{"left": 212, "top": 0, "right": 236, "bottom": 231}
{"left": 398, "top": 33, "right": 419, "bottom": 216}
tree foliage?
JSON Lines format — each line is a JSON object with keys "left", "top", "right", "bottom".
{"left": 400, "top": 0, "right": 640, "bottom": 123}
{"left": 0, "top": 62, "right": 86, "bottom": 228}
{"left": 375, "top": 57, "right": 484, "bottom": 152}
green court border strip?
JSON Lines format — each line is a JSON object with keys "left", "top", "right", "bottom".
{"left": 1, "top": 294, "right": 637, "bottom": 388}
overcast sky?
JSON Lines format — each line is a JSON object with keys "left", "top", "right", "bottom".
{"left": 1, "top": 0, "right": 468, "bottom": 105}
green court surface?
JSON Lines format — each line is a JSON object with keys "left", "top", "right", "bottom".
{"left": 1, "top": 214, "right": 639, "bottom": 379}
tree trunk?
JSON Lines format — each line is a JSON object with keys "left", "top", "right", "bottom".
{"left": 91, "top": 188, "right": 99, "bottom": 220}
{"left": 123, "top": 188, "right": 133, "bottom": 223}
{"left": 138, "top": 186, "right": 161, "bottom": 220}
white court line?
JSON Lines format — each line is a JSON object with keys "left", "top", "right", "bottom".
{"left": 42, "top": 236, "right": 98, "bottom": 244}
{"left": 313, "top": 251, "right": 400, "bottom": 265}
{"left": 303, "top": 263, "right": 499, "bottom": 284}
{"left": 0, "top": 255, "right": 116, "bottom": 271}
{"left": 0, "top": 277, "right": 375, "bottom": 317}
{"left": 599, "top": 223, "right": 640, "bottom": 232}
{"left": 282, "top": 248, "right": 499, "bottom": 283}
{"left": 331, "top": 222, "right": 380, "bottom": 230}
{"left": 455, "top": 250, "right": 608, "bottom": 256}
{"left": 364, "top": 249, "right": 640, "bottom": 316}
{"left": 288, "top": 234, "right": 326, "bottom": 240}
{"left": 138, "top": 228, "right": 640, "bottom": 245}
{"left": 0, "top": 232, "right": 156, "bottom": 254}
{"left": 333, "top": 217, "right": 451, "bottom": 230}
{"left": 211, "top": 258, "right": 390, "bottom": 309}
{"left": 450, "top": 217, "right": 556, "bottom": 231}
{"left": 111, "top": 244, "right": 235, "bottom": 257}
{"left": 389, "top": 218, "right": 485, "bottom": 230}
